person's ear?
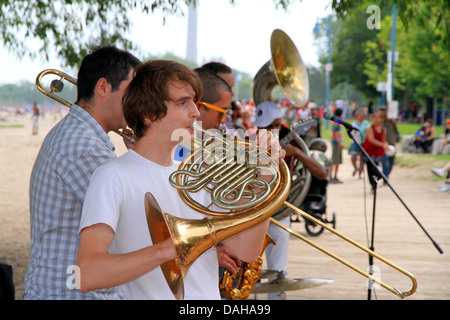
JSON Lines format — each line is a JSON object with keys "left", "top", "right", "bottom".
{"left": 95, "top": 78, "right": 111, "bottom": 98}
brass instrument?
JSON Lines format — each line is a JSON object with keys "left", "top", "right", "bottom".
{"left": 146, "top": 124, "right": 417, "bottom": 300}
{"left": 146, "top": 130, "right": 291, "bottom": 300}
{"left": 254, "top": 28, "right": 313, "bottom": 221}
{"left": 145, "top": 29, "right": 417, "bottom": 300}
{"left": 35, "top": 69, "right": 135, "bottom": 143}
{"left": 219, "top": 234, "right": 275, "bottom": 300}
{"left": 252, "top": 28, "right": 309, "bottom": 108}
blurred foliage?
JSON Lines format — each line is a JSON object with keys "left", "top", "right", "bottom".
{"left": 0, "top": 0, "right": 295, "bottom": 68}
{"left": 315, "top": 0, "right": 449, "bottom": 114}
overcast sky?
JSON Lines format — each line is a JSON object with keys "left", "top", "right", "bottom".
{"left": 0, "top": 0, "right": 332, "bottom": 84}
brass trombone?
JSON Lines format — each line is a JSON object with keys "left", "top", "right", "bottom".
{"left": 270, "top": 205, "right": 417, "bottom": 298}
{"left": 35, "top": 69, "right": 135, "bottom": 143}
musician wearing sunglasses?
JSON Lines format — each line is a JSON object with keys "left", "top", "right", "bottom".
{"left": 76, "top": 60, "right": 272, "bottom": 300}
{"left": 195, "top": 67, "right": 232, "bottom": 131}
{"left": 254, "top": 101, "right": 326, "bottom": 299}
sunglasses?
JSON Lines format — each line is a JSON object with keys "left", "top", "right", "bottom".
{"left": 199, "top": 101, "right": 229, "bottom": 121}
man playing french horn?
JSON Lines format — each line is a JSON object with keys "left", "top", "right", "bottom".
{"left": 75, "top": 59, "right": 283, "bottom": 299}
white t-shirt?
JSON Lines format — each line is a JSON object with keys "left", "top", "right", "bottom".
{"left": 79, "top": 150, "right": 220, "bottom": 300}
{"left": 297, "top": 107, "right": 310, "bottom": 119}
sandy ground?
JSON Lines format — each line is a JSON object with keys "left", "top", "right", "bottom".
{"left": 0, "top": 113, "right": 449, "bottom": 300}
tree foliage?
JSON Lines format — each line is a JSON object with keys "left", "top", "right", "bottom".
{"left": 0, "top": 0, "right": 295, "bottom": 68}
{"left": 317, "top": 0, "right": 449, "bottom": 106}
{"left": 361, "top": 1, "right": 450, "bottom": 102}
{"left": 331, "top": 0, "right": 450, "bottom": 49}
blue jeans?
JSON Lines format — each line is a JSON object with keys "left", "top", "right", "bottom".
{"left": 382, "top": 154, "right": 395, "bottom": 178}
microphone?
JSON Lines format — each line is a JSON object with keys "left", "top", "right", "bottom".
{"left": 324, "top": 111, "right": 359, "bottom": 131}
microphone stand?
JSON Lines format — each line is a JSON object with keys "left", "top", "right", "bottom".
{"left": 343, "top": 127, "right": 443, "bottom": 300}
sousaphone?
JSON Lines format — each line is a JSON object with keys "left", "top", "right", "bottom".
{"left": 253, "top": 28, "right": 312, "bottom": 221}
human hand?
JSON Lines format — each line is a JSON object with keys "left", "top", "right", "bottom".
{"left": 217, "top": 245, "right": 241, "bottom": 274}
{"left": 257, "top": 129, "right": 286, "bottom": 160}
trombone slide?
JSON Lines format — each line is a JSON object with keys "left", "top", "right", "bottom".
{"left": 272, "top": 202, "right": 418, "bottom": 298}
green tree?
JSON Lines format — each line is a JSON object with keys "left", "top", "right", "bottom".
{"left": 328, "top": 8, "right": 381, "bottom": 98}
{"left": 331, "top": 0, "right": 449, "bottom": 49}
{"left": 0, "top": 0, "right": 298, "bottom": 68}
{"left": 362, "top": 2, "right": 449, "bottom": 115}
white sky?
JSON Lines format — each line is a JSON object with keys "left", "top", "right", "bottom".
{"left": 0, "top": 0, "right": 332, "bottom": 84}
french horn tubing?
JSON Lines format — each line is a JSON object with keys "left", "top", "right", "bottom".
{"left": 35, "top": 69, "right": 135, "bottom": 143}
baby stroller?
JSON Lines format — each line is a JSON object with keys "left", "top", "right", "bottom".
{"left": 290, "top": 138, "right": 336, "bottom": 236}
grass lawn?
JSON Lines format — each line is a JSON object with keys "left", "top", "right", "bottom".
{"left": 321, "top": 120, "right": 446, "bottom": 150}
{"left": 0, "top": 124, "right": 24, "bottom": 128}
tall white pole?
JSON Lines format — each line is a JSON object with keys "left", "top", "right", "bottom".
{"left": 186, "top": 2, "right": 198, "bottom": 64}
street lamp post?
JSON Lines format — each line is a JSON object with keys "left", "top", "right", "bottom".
{"left": 326, "top": 15, "right": 332, "bottom": 113}
{"left": 314, "top": 15, "right": 332, "bottom": 127}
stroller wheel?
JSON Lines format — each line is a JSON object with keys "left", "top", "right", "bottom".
{"left": 290, "top": 212, "right": 300, "bottom": 223}
{"left": 305, "top": 213, "right": 325, "bottom": 237}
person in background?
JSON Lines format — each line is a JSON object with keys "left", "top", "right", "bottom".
{"left": 363, "top": 111, "right": 389, "bottom": 191}
{"left": 440, "top": 119, "right": 450, "bottom": 154}
{"left": 329, "top": 108, "right": 344, "bottom": 183}
{"left": 379, "top": 106, "right": 399, "bottom": 179}
{"left": 296, "top": 101, "right": 311, "bottom": 121}
{"left": 431, "top": 161, "right": 450, "bottom": 192}
{"left": 252, "top": 101, "right": 327, "bottom": 300}
{"left": 350, "top": 99, "right": 357, "bottom": 119}
{"left": 202, "top": 62, "right": 236, "bottom": 132}
{"left": 230, "top": 100, "right": 245, "bottom": 130}
{"left": 241, "top": 109, "right": 256, "bottom": 135}
{"left": 31, "top": 102, "right": 40, "bottom": 135}
{"left": 413, "top": 118, "right": 435, "bottom": 153}
{"left": 282, "top": 99, "right": 297, "bottom": 128}
{"left": 348, "top": 109, "right": 370, "bottom": 179}
{"left": 304, "top": 100, "right": 321, "bottom": 143}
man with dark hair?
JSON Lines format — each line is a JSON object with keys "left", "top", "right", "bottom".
{"left": 202, "top": 62, "right": 237, "bottom": 132}
{"left": 24, "top": 45, "right": 140, "bottom": 300}
{"left": 202, "top": 61, "right": 235, "bottom": 95}
{"left": 195, "top": 67, "right": 233, "bottom": 131}
{"left": 76, "top": 60, "right": 269, "bottom": 299}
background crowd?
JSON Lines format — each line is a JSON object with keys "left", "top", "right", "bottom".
{"left": 223, "top": 96, "right": 450, "bottom": 194}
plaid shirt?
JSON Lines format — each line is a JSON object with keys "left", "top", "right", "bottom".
{"left": 24, "top": 105, "right": 122, "bottom": 300}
